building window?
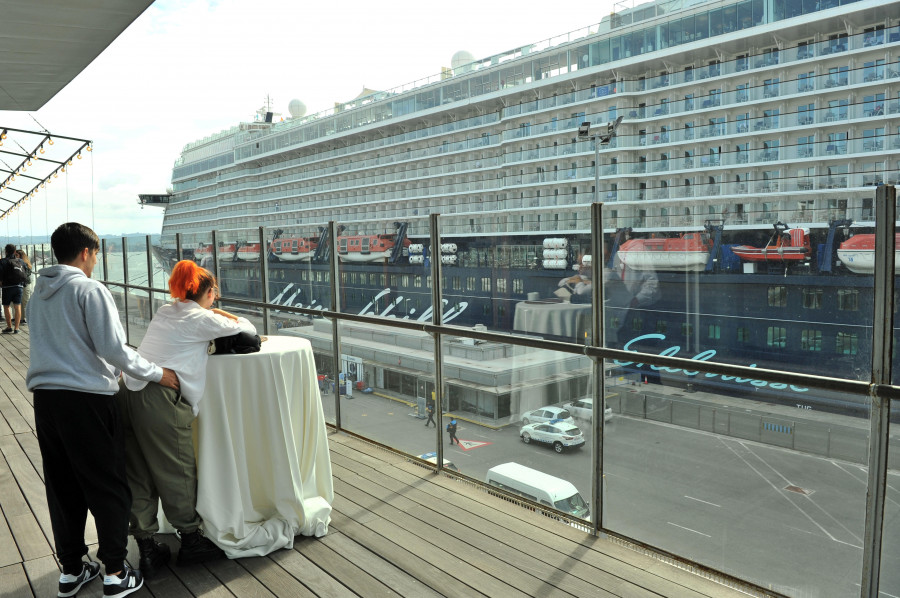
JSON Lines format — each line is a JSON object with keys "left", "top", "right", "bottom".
{"left": 452, "top": 276, "right": 461, "bottom": 291}
{"left": 836, "top": 332, "right": 858, "bottom": 355}
{"left": 837, "top": 289, "right": 859, "bottom": 311}
{"left": 481, "top": 277, "right": 491, "bottom": 292}
{"left": 611, "top": 317, "right": 621, "bottom": 329}
{"left": 497, "top": 278, "right": 507, "bottom": 293}
{"left": 466, "top": 276, "right": 476, "bottom": 291}
{"left": 801, "top": 330, "right": 822, "bottom": 351}
{"left": 681, "top": 323, "right": 693, "bottom": 336}
{"left": 708, "top": 324, "right": 721, "bottom": 339}
{"left": 656, "top": 320, "right": 668, "bottom": 334}
{"left": 631, "top": 316, "right": 643, "bottom": 331}
{"left": 512, "top": 279, "right": 524, "bottom": 294}
{"left": 802, "top": 288, "right": 823, "bottom": 309}
{"left": 768, "top": 286, "right": 787, "bottom": 307}
{"left": 767, "top": 327, "right": 786, "bottom": 348}
{"left": 415, "top": 275, "right": 423, "bottom": 288}
{"left": 736, "top": 327, "right": 749, "bottom": 343}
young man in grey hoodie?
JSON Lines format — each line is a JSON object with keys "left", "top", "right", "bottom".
{"left": 26, "top": 222, "right": 180, "bottom": 598}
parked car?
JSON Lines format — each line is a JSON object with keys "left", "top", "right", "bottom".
{"left": 520, "top": 406, "right": 574, "bottom": 425}
{"left": 561, "top": 398, "right": 613, "bottom": 423}
{"left": 519, "top": 421, "right": 585, "bottom": 453}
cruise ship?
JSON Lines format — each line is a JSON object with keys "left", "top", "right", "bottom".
{"left": 148, "top": 0, "right": 899, "bottom": 413}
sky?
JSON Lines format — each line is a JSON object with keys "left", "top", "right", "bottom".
{"left": 0, "top": 0, "right": 619, "bottom": 239}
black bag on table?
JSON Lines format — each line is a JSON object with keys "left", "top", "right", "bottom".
{"left": 208, "top": 331, "right": 261, "bottom": 355}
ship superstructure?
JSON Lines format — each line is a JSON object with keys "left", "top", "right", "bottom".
{"left": 159, "top": 0, "right": 898, "bottom": 243}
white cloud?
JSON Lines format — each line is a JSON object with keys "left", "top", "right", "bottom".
{"left": 1, "top": 0, "right": 616, "bottom": 237}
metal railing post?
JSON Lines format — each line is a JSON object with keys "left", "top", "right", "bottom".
{"left": 120, "top": 237, "right": 130, "bottom": 345}
{"left": 176, "top": 233, "right": 183, "bottom": 262}
{"left": 329, "top": 222, "right": 343, "bottom": 430}
{"left": 210, "top": 230, "right": 220, "bottom": 288}
{"left": 430, "top": 214, "right": 446, "bottom": 469}
{"left": 258, "top": 226, "right": 270, "bottom": 335}
{"left": 590, "top": 201, "right": 606, "bottom": 535}
{"left": 860, "top": 184, "right": 895, "bottom": 597}
{"left": 145, "top": 235, "right": 154, "bottom": 323}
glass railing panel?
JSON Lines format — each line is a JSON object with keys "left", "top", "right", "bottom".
{"left": 602, "top": 360, "right": 868, "bottom": 596}
{"left": 600, "top": 210, "right": 874, "bottom": 381}
{"left": 333, "top": 317, "right": 436, "bottom": 449}
{"left": 334, "top": 217, "right": 430, "bottom": 323}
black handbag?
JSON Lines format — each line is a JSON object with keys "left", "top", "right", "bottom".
{"left": 208, "top": 331, "right": 261, "bottom": 355}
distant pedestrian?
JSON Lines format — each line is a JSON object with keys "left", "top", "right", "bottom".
{"left": 447, "top": 419, "right": 460, "bottom": 445}
{"left": 425, "top": 399, "right": 436, "bottom": 427}
{"left": 15, "top": 250, "right": 33, "bottom": 324}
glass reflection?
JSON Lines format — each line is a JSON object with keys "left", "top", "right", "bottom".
{"left": 603, "top": 362, "right": 868, "bottom": 595}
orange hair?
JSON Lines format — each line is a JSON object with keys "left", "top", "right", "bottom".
{"left": 168, "top": 260, "right": 216, "bottom": 301}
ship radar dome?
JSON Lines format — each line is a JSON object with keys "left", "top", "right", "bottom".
{"left": 451, "top": 50, "right": 475, "bottom": 74}
{"left": 288, "top": 99, "right": 307, "bottom": 118}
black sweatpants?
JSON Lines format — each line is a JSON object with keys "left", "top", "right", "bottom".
{"left": 34, "top": 389, "right": 131, "bottom": 575}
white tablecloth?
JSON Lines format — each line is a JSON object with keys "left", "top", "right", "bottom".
{"left": 195, "top": 335, "right": 333, "bottom": 557}
{"left": 513, "top": 300, "right": 593, "bottom": 339}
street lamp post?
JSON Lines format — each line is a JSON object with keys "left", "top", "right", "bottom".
{"left": 577, "top": 115, "right": 624, "bottom": 207}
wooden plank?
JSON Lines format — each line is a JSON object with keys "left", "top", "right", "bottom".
{"left": 316, "top": 531, "right": 443, "bottom": 598}
{"left": 204, "top": 558, "right": 276, "bottom": 598}
{"left": 156, "top": 535, "right": 235, "bottom": 598}
{"left": 22, "top": 554, "right": 60, "bottom": 598}
{"left": 238, "top": 556, "right": 317, "bottom": 598}
{"left": 0, "top": 563, "right": 32, "bottom": 598}
{"left": 328, "top": 509, "right": 489, "bottom": 598}
{"left": 14, "top": 433, "right": 42, "bottom": 483}
{"left": 284, "top": 533, "right": 397, "bottom": 598}
{"left": 268, "top": 540, "right": 359, "bottom": 598}
{"left": 0, "top": 435, "right": 54, "bottom": 546}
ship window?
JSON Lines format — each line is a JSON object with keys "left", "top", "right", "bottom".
{"left": 681, "top": 323, "right": 693, "bottom": 336}
{"left": 380, "top": 274, "right": 387, "bottom": 287}
{"left": 767, "top": 327, "right": 787, "bottom": 348}
{"left": 631, "top": 316, "right": 643, "bottom": 332}
{"left": 452, "top": 276, "right": 461, "bottom": 291}
{"left": 767, "top": 286, "right": 787, "bottom": 307}
{"left": 836, "top": 332, "right": 858, "bottom": 355}
{"left": 497, "top": 279, "right": 508, "bottom": 293}
{"left": 402, "top": 275, "right": 410, "bottom": 287}
{"left": 801, "top": 330, "right": 822, "bottom": 351}
{"left": 656, "top": 320, "right": 667, "bottom": 334}
{"left": 426, "top": 275, "right": 432, "bottom": 288}
{"left": 341, "top": 273, "right": 348, "bottom": 284}
{"left": 415, "top": 275, "right": 423, "bottom": 288}
{"left": 802, "top": 288, "right": 823, "bottom": 309}
{"left": 301, "top": 271, "right": 308, "bottom": 281}
{"left": 736, "top": 327, "right": 749, "bottom": 343}
{"left": 467, "top": 276, "right": 476, "bottom": 291}
{"left": 837, "top": 289, "right": 859, "bottom": 311}
{"left": 482, "top": 277, "right": 491, "bottom": 292}
{"left": 513, "top": 279, "right": 524, "bottom": 294}
{"left": 708, "top": 324, "right": 721, "bottom": 339}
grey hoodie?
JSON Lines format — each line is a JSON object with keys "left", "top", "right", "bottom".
{"left": 26, "top": 264, "right": 162, "bottom": 394}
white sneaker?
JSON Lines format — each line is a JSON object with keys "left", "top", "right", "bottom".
{"left": 102, "top": 563, "right": 143, "bottom": 597}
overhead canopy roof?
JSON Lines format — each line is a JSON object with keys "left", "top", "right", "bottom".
{"left": 0, "top": 0, "right": 155, "bottom": 111}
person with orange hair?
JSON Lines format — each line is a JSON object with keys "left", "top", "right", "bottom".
{"left": 116, "top": 260, "right": 256, "bottom": 576}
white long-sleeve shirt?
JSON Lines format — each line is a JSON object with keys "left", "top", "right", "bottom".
{"left": 123, "top": 300, "right": 256, "bottom": 415}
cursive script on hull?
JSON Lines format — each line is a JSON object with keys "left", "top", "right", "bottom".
{"left": 614, "top": 333, "right": 809, "bottom": 393}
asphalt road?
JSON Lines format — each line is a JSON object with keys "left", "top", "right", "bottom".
{"left": 324, "top": 393, "right": 900, "bottom": 597}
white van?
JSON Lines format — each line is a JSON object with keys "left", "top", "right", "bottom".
{"left": 484, "top": 462, "right": 589, "bottom": 519}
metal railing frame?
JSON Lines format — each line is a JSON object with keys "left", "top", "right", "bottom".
{"left": 26, "top": 189, "right": 897, "bottom": 597}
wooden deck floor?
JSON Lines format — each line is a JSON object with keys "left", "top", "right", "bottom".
{"left": 0, "top": 328, "right": 758, "bottom": 598}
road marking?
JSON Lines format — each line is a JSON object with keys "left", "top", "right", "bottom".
{"left": 457, "top": 440, "right": 492, "bottom": 451}
{"left": 684, "top": 495, "right": 721, "bottom": 508}
{"left": 667, "top": 522, "right": 711, "bottom": 538}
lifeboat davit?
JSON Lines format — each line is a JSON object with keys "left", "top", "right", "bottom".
{"left": 837, "top": 233, "right": 900, "bottom": 274}
{"left": 616, "top": 233, "right": 712, "bottom": 271}
{"left": 731, "top": 227, "right": 811, "bottom": 263}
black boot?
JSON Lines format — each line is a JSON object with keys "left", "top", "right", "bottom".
{"left": 136, "top": 536, "right": 171, "bottom": 578}
{"left": 177, "top": 530, "right": 225, "bottom": 566}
